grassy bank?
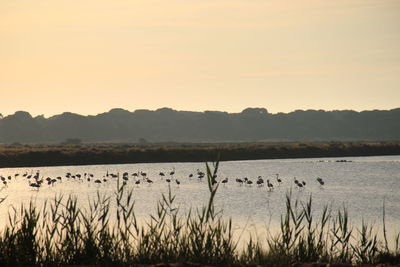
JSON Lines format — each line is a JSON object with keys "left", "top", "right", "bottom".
{"left": 0, "top": 162, "right": 399, "bottom": 267}
{"left": 0, "top": 142, "right": 400, "bottom": 168}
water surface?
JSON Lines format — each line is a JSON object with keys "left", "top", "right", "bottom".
{"left": 1, "top": 155, "right": 399, "bottom": 241}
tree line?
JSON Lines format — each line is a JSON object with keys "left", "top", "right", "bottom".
{"left": 0, "top": 107, "right": 399, "bottom": 143}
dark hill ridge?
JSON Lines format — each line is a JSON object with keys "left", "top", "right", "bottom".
{"left": 0, "top": 107, "right": 399, "bottom": 143}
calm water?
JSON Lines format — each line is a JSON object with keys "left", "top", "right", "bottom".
{"left": 0, "top": 155, "right": 399, "bottom": 240}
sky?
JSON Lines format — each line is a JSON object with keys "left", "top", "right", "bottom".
{"left": 1, "top": 0, "right": 399, "bottom": 117}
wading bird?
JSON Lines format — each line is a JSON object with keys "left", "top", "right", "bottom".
{"left": 276, "top": 174, "right": 282, "bottom": 184}
{"left": 267, "top": 179, "right": 274, "bottom": 191}
{"left": 316, "top": 177, "right": 325, "bottom": 186}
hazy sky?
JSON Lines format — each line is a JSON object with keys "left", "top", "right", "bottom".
{"left": 1, "top": 0, "right": 399, "bottom": 117}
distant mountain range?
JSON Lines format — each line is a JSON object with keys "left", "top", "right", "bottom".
{"left": 0, "top": 107, "right": 399, "bottom": 143}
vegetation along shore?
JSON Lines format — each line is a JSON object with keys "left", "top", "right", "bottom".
{"left": 0, "top": 141, "right": 399, "bottom": 168}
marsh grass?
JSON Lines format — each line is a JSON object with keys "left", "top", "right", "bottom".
{"left": 0, "top": 162, "right": 399, "bottom": 266}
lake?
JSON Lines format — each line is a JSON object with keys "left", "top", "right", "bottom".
{"left": 0, "top": 155, "right": 399, "bottom": 243}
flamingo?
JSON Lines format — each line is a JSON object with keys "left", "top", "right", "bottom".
{"left": 169, "top": 167, "right": 175, "bottom": 179}
{"left": 266, "top": 179, "right": 274, "bottom": 191}
{"left": 197, "top": 169, "right": 205, "bottom": 179}
{"left": 316, "top": 177, "right": 325, "bottom": 186}
{"left": 276, "top": 174, "right": 282, "bottom": 184}
{"left": 29, "top": 181, "right": 41, "bottom": 190}
{"left": 256, "top": 176, "right": 264, "bottom": 186}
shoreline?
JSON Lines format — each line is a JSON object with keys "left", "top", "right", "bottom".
{"left": 0, "top": 141, "right": 399, "bottom": 168}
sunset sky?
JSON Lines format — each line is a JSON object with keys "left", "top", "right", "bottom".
{"left": 1, "top": 0, "right": 399, "bottom": 117}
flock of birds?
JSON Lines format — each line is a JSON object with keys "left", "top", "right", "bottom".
{"left": 230, "top": 174, "right": 325, "bottom": 190}
{"left": 0, "top": 167, "right": 326, "bottom": 191}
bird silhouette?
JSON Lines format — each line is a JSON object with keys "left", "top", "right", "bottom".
{"left": 316, "top": 177, "right": 325, "bottom": 186}
{"left": 266, "top": 179, "right": 274, "bottom": 191}
{"left": 276, "top": 174, "right": 282, "bottom": 184}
